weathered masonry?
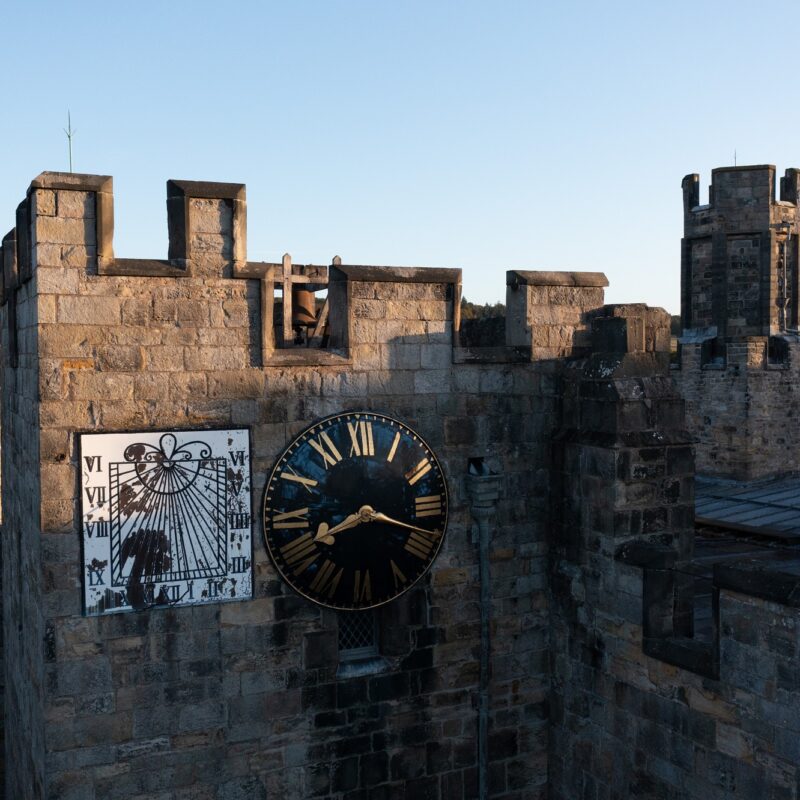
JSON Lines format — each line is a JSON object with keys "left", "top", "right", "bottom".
{"left": 676, "top": 165, "right": 800, "bottom": 480}
{"left": 2, "top": 170, "right": 800, "bottom": 800}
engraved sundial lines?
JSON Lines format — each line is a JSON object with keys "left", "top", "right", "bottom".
{"left": 81, "top": 429, "right": 253, "bottom": 616}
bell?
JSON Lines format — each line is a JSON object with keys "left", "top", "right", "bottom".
{"left": 291, "top": 287, "right": 317, "bottom": 328}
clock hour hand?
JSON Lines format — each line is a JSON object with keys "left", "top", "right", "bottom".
{"left": 369, "top": 510, "right": 439, "bottom": 537}
{"left": 314, "top": 513, "right": 359, "bottom": 543}
{"left": 314, "top": 505, "right": 377, "bottom": 543}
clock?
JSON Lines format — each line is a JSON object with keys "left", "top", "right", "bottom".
{"left": 263, "top": 412, "right": 448, "bottom": 610}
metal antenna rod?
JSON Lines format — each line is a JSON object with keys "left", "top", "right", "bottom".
{"left": 63, "top": 111, "right": 76, "bottom": 173}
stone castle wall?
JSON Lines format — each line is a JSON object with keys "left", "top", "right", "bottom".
{"left": 0, "top": 173, "right": 614, "bottom": 799}
{"left": 676, "top": 164, "right": 800, "bottom": 480}
{"left": 677, "top": 338, "right": 800, "bottom": 480}
{"left": 1, "top": 221, "right": 45, "bottom": 796}
{"left": 546, "top": 311, "right": 800, "bottom": 798}
{"left": 3, "top": 169, "right": 800, "bottom": 800}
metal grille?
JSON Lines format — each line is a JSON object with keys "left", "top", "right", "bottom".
{"left": 338, "top": 611, "right": 378, "bottom": 660}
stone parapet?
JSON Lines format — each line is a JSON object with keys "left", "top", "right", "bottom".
{"left": 679, "top": 161, "right": 800, "bottom": 479}
{"left": 505, "top": 269, "right": 608, "bottom": 360}
{"left": 0, "top": 171, "right": 556, "bottom": 799}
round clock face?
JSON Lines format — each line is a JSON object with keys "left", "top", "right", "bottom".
{"left": 263, "top": 412, "right": 448, "bottom": 610}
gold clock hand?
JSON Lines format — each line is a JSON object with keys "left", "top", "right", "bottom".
{"left": 370, "top": 510, "right": 439, "bottom": 537}
{"left": 314, "top": 513, "right": 359, "bottom": 542}
{"left": 314, "top": 505, "right": 376, "bottom": 543}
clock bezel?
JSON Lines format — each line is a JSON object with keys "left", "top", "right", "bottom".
{"left": 261, "top": 410, "right": 449, "bottom": 611}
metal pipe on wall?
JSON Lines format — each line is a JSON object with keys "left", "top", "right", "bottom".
{"left": 466, "top": 466, "right": 503, "bottom": 800}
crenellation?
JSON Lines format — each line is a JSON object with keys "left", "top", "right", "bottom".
{"left": 4, "top": 166, "right": 800, "bottom": 800}
{"left": 677, "top": 164, "right": 800, "bottom": 479}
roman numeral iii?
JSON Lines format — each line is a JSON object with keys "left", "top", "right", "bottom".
{"left": 405, "top": 529, "right": 442, "bottom": 560}
{"left": 415, "top": 495, "right": 442, "bottom": 518}
{"left": 271, "top": 507, "right": 309, "bottom": 529}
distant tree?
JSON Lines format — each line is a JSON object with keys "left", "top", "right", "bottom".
{"left": 461, "top": 297, "right": 505, "bottom": 320}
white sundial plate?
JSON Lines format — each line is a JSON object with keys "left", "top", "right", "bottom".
{"left": 80, "top": 428, "right": 252, "bottom": 615}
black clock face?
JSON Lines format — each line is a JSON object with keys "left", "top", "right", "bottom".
{"left": 263, "top": 412, "right": 448, "bottom": 610}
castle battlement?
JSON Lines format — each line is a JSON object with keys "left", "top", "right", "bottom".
{"left": 677, "top": 163, "right": 800, "bottom": 480}
{"left": 1, "top": 171, "right": 621, "bottom": 371}
{"left": 681, "top": 164, "right": 800, "bottom": 223}
{"left": 4, "top": 166, "right": 800, "bottom": 800}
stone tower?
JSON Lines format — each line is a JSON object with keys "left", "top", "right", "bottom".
{"left": 676, "top": 165, "right": 800, "bottom": 480}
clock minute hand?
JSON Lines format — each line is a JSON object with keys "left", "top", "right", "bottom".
{"left": 370, "top": 510, "right": 439, "bottom": 537}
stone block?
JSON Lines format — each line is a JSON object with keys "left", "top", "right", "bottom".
{"left": 414, "top": 369, "right": 450, "bottom": 394}
{"left": 421, "top": 343, "right": 452, "bottom": 369}
{"left": 184, "top": 346, "right": 248, "bottom": 371}
{"left": 34, "top": 188, "right": 56, "bottom": 216}
{"left": 36, "top": 215, "right": 96, "bottom": 246}
{"left": 57, "top": 190, "right": 95, "bottom": 218}
{"left": 190, "top": 198, "right": 232, "bottom": 234}
{"left": 190, "top": 232, "right": 231, "bottom": 257}
{"left": 62, "top": 245, "right": 97, "bottom": 268}
{"left": 70, "top": 372, "right": 134, "bottom": 401}
{"left": 37, "top": 267, "right": 80, "bottom": 295}
{"left": 148, "top": 346, "right": 186, "bottom": 371}
{"left": 176, "top": 299, "right": 210, "bottom": 326}
{"left": 98, "top": 345, "right": 144, "bottom": 371}
{"left": 58, "top": 296, "right": 121, "bottom": 326}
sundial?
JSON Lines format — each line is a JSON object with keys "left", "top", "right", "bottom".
{"left": 80, "top": 428, "right": 252, "bottom": 615}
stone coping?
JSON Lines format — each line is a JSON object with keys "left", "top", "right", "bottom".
{"left": 29, "top": 171, "right": 112, "bottom": 194}
{"left": 506, "top": 270, "right": 608, "bottom": 287}
{"left": 714, "top": 555, "right": 800, "bottom": 607}
{"left": 710, "top": 164, "right": 775, "bottom": 175}
{"left": 167, "top": 179, "right": 246, "bottom": 201}
{"left": 329, "top": 265, "right": 461, "bottom": 284}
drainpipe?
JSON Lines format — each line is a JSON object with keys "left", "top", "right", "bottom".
{"left": 466, "top": 463, "right": 503, "bottom": 800}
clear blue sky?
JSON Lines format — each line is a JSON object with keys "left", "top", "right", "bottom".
{"left": 3, "top": 1, "right": 800, "bottom": 311}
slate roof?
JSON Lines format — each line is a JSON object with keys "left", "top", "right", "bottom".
{"left": 695, "top": 474, "right": 800, "bottom": 541}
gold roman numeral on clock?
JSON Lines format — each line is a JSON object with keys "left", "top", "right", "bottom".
{"left": 353, "top": 569, "right": 372, "bottom": 603}
{"left": 279, "top": 470, "right": 318, "bottom": 491}
{"left": 405, "top": 458, "right": 432, "bottom": 486}
{"left": 390, "top": 559, "right": 407, "bottom": 590}
{"left": 347, "top": 420, "right": 375, "bottom": 457}
{"left": 415, "top": 495, "right": 442, "bottom": 518}
{"left": 271, "top": 507, "right": 309, "bottom": 529}
{"left": 308, "top": 431, "right": 342, "bottom": 469}
{"left": 310, "top": 559, "right": 344, "bottom": 598}
{"left": 405, "top": 528, "right": 441, "bottom": 560}
{"left": 279, "top": 533, "right": 317, "bottom": 574}
{"left": 386, "top": 431, "right": 401, "bottom": 463}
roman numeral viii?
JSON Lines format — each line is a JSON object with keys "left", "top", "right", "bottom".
{"left": 279, "top": 533, "right": 317, "bottom": 574}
